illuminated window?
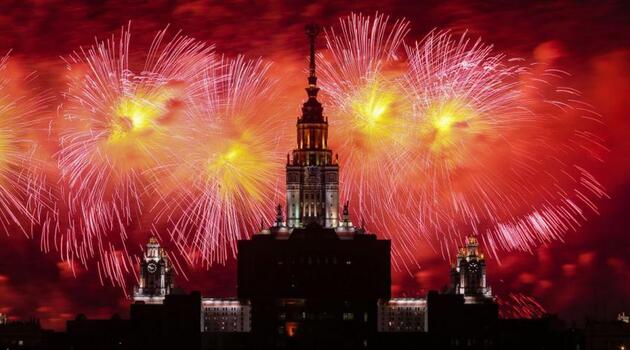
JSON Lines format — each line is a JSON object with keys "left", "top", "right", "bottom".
{"left": 286, "top": 322, "right": 299, "bottom": 337}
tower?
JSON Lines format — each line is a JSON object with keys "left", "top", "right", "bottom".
{"left": 238, "top": 24, "right": 391, "bottom": 349}
{"left": 449, "top": 236, "right": 492, "bottom": 303}
{"left": 133, "top": 237, "right": 173, "bottom": 304}
{"left": 286, "top": 23, "right": 339, "bottom": 228}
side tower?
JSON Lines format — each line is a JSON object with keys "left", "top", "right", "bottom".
{"left": 286, "top": 24, "right": 339, "bottom": 228}
{"left": 449, "top": 236, "right": 492, "bottom": 303}
{"left": 133, "top": 237, "right": 173, "bottom": 304}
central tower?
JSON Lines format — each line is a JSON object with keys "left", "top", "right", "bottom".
{"left": 286, "top": 24, "right": 339, "bottom": 228}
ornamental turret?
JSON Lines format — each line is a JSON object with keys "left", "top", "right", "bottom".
{"left": 449, "top": 236, "right": 492, "bottom": 303}
{"left": 133, "top": 237, "right": 173, "bottom": 304}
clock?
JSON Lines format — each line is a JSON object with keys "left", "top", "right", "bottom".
{"left": 469, "top": 262, "right": 478, "bottom": 272}
{"left": 147, "top": 262, "right": 157, "bottom": 273}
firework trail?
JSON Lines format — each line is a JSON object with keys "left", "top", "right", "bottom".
{"left": 56, "top": 26, "right": 215, "bottom": 287}
{"left": 0, "top": 53, "right": 54, "bottom": 239}
{"left": 149, "top": 55, "right": 285, "bottom": 268}
{"left": 319, "top": 14, "right": 606, "bottom": 270}
{"left": 497, "top": 293, "right": 547, "bottom": 319}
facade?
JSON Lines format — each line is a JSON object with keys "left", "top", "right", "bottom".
{"left": 202, "top": 298, "right": 251, "bottom": 332}
{"left": 133, "top": 237, "right": 173, "bottom": 304}
{"left": 377, "top": 299, "right": 426, "bottom": 332}
{"left": 238, "top": 222, "right": 390, "bottom": 349}
{"left": 449, "top": 236, "right": 493, "bottom": 303}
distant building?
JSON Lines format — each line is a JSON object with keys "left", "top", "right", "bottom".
{"left": 133, "top": 237, "right": 173, "bottom": 304}
{"left": 377, "top": 299, "right": 426, "bottom": 332}
{"left": 0, "top": 319, "right": 51, "bottom": 350}
{"left": 202, "top": 298, "right": 251, "bottom": 332}
{"left": 66, "top": 314, "right": 129, "bottom": 350}
{"left": 377, "top": 237, "right": 495, "bottom": 335}
{"left": 426, "top": 291, "right": 498, "bottom": 334}
{"left": 130, "top": 292, "right": 202, "bottom": 350}
{"left": 585, "top": 313, "right": 630, "bottom": 350}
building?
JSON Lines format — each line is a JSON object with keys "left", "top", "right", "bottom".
{"left": 377, "top": 299, "right": 426, "bottom": 332}
{"left": 584, "top": 313, "right": 630, "bottom": 350}
{"left": 133, "top": 237, "right": 173, "bottom": 304}
{"left": 130, "top": 292, "right": 203, "bottom": 350}
{"left": 202, "top": 298, "right": 251, "bottom": 332}
{"left": 237, "top": 24, "right": 390, "bottom": 349}
{"left": 377, "top": 236, "right": 495, "bottom": 335}
{"left": 0, "top": 319, "right": 46, "bottom": 350}
{"left": 66, "top": 314, "right": 129, "bottom": 350}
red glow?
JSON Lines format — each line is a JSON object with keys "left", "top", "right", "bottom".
{"left": 0, "top": 1, "right": 626, "bottom": 330}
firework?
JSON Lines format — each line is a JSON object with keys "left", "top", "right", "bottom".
{"left": 149, "top": 55, "right": 285, "bottom": 268}
{"left": 497, "top": 293, "right": 547, "bottom": 319}
{"left": 318, "top": 13, "right": 411, "bottom": 221}
{"left": 0, "top": 53, "right": 54, "bottom": 238}
{"left": 319, "top": 13, "right": 606, "bottom": 269}
{"left": 57, "top": 26, "right": 215, "bottom": 287}
{"left": 401, "top": 30, "right": 606, "bottom": 260}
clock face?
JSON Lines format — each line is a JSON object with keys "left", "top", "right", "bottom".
{"left": 147, "top": 262, "right": 157, "bottom": 273}
{"left": 469, "top": 262, "right": 478, "bottom": 272}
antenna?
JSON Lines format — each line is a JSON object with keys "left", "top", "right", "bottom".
{"left": 305, "top": 23, "right": 321, "bottom": 86}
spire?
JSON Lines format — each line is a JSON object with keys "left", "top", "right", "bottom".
{"left": 275, "top": 204, "right": 284, "bottom": 227}
{"left": 342, "top": 201, "right": 350, "bottom": 219}
{"left": 340, "top": 201, "right": 352, "bottom": 228}
{"left": 305, "top": 23, "right": 320, "bottom": 90}
{"left": 300, "top": 24, "right": 324, "bottom": 123}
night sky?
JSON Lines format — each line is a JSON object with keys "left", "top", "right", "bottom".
{"left": 0, "top": 0, "right": 628, "bottom": 330}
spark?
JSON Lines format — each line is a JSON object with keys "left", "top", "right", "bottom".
{"left": 0, "top": 53, "right": 54, "bottom": 238}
